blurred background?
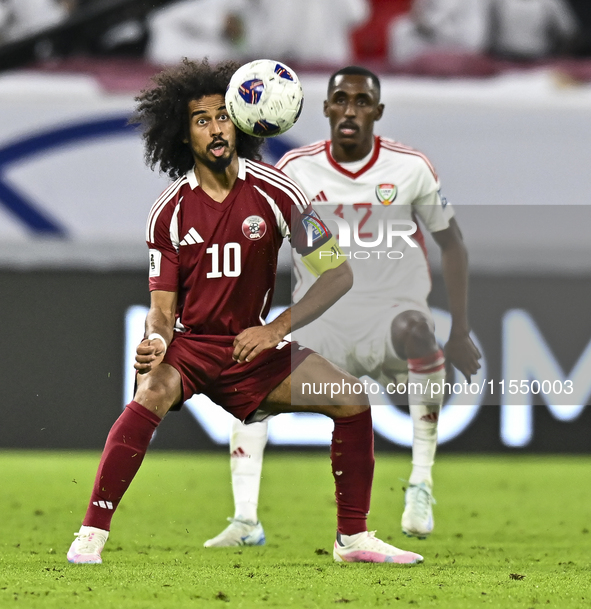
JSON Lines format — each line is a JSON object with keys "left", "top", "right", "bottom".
{"left": 1, "top": 0, "right": 590, "bottom": 453}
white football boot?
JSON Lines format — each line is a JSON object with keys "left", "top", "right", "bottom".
{"left": 203, "top": 518, "right": 266, "bottom": 547}
{"left": 333, "top": 531, "right": 423, "bottom": 564}
{"left": 401, "top": 482, "right": 435, "bottom": 539}
{"left": 67, "top": 526, "right": 109, "bottom": 564}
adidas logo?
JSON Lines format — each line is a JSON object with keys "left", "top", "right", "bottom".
{"left": 420, "top": 413, "right": 439, "bottom": 423}
{"left": 180, "top": 227, "right": 204, "bottom": 246}
{"left": 231, "top": 447, "right": 250, "bottom": 458}
{"left": 311, "top": 190, "right": 328, "bottom": 202}
{"left": 93, "top": 500, "right": 114, "bottom": 509}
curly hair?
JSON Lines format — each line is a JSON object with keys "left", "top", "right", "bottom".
{"left": 132, "top": 58, "right": 264, "bottom": 180}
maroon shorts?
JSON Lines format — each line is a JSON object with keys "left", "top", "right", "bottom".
{"left": 163, "top": 333, "right": 313, "bottom": 421}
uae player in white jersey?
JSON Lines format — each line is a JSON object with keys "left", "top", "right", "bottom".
{"left": 205, "top": 66, "right": 481, "bottom": 548}
{"left": 66, "top": 59, "right": 424, "bottom": 565}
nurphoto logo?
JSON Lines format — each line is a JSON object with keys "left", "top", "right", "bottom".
{"left": 306, "top": 218, "right": 418, "bottom": 260}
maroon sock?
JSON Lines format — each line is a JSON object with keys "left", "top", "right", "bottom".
{"left": 82, "top": 401, "right": 160, "bottom": 531}
{"left": 331, "top": 408, "right": 374, "bottom": 535}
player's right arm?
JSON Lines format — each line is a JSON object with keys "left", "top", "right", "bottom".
{"left": 138, "top": 182, "right": 183, "bottom": 373}
{"left": 134, "top": 289, "right": 177, "bottom": 374}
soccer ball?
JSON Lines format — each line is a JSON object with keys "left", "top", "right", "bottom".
{"left": 225, "top": 59, "right": 304, "bottom": 138}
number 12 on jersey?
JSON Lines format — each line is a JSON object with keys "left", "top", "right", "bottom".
{"left": 206, "top": 243, "right": 241, "bottom": 278}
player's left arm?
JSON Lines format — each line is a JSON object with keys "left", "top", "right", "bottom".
{"left": 232, "top": 243, "right": 353, "bottom": 364}
{"left": 431, "top": 217, "right": 482, "bottom": 381}
{"left": 270, "top": 254, "right": 353, "bottom": 332}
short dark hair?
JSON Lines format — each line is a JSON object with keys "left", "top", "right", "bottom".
{"left": 132, "top": 58, "right": 264, "bottom": 180}
{"left": 327, "top": 66, "right": 381, "bottom": 99}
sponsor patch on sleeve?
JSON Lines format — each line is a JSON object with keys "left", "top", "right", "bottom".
{"left": 148, "top": 249, "right": 162, "bottom": 277}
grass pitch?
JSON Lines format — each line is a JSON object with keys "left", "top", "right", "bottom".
{"left": 0, "top": 451, "right": 590, "bottom": 608}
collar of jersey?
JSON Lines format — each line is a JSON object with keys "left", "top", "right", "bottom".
{"left": 325, "top": 135, "right": 381, "bottom": 179}
{"left": 183, "top": 158, "right": 246, "bottom": 209}
{"left": 185, "top": 158, "right": 246, "bottom": 189}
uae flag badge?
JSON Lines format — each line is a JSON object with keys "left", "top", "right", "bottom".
{"left": 375, "top": 183, "right": 397, "bottom": 205}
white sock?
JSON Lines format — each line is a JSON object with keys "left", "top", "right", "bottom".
{"left": 409, "top": 403, "right": 439, "bottom": 486}
{"left": 407, "top": 350, "right": 445, "bottom": 487}
{"left": 230, "top": 418, "right": 268, "bottom": 523}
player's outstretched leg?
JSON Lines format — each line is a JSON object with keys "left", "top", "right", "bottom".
{"left": 263, "top": 354, "right": 424, "bottom": 564}
{"left": 67, "top": 400, "right": 161, "bottom": 563}
{"left": 402, "top": 350, "right": 444, "bottom": 539}
{"left": 204, "top": 419, "right": 268, "bottom": 547}
{"left": 330, "top": 408, "right": 423, "bottom": 564}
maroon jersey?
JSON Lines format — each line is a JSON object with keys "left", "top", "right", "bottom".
{"left": 146, "top": 157, "right": 330, "bottom": 336}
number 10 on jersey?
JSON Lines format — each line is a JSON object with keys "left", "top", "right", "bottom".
{"left": 206, "top": 243, "right": 242, "bottom": 278}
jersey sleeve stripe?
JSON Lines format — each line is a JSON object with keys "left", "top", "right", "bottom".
{"left": 258, "top": 288, "right": 271, "bottom": 325}
{"left": 157, "top": 177, "right": 182, "bottom": 204}
{"left": 150, "top": 176, "right": 183, "bottom": 214}
{"left": 147, "top": 178, "right": 182, "bottom": 242}
{"left": 146, "top": 177, "right": 187, "bottom": 243}
{"left": 380, "top": 139, "right": 439, "bottom": 181}
{"left": 246, "top": 160, "right": 310, "bottom": 212}
{"left": 169, "top": 200, "right": 181, "bottom": 252}
{"left": 253, "top": 185, "right": 290, "bottom": 238}
{"left": 245, "top": 160, "right": 309, "bottom": 213}
{"left": 276, "top": 141, "right": 325, "bottom": 170}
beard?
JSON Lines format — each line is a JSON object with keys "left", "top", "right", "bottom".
{"left": 194, "top": 138, "right": 234, "bottom": 173}
{"left": 201, "top": 152, "right": 234, "bottom": 173}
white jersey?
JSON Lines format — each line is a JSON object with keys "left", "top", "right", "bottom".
{"left": 278, "top": 135, "right": 453, "bottom": 309}
{"left": 277, "top": 136, "right": 454, "bottom": 380}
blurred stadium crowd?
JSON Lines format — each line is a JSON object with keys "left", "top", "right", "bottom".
{"left": 1, "top": 0, "right": 591, "bottom": 75}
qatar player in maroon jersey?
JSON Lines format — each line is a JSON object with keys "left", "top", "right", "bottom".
{"left": 66, "top": 59, "right": 424, "bottom": 566}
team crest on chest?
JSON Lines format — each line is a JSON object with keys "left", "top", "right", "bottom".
{"left": 375, "top": 183, "right": 398, "bottom": 205}
{"left": 242, "top": 215, "right": 267, "bottom": 240}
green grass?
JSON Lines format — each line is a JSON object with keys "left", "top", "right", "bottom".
{"left": 0, "top": 451, "right": 590, "bottom": 608}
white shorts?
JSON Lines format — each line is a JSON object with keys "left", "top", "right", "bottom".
{"left": 293, "top": 297, "right": 434, "bottom": 387}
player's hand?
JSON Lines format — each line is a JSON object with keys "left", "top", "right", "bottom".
{"left": 444, "top": 332, "right": 481, "bottom": 382}
{"left": 233, "top": 325, "right": 285, "bottom": 363}
{"left": 134, "top": 338, "right": 166, "bottom": 374}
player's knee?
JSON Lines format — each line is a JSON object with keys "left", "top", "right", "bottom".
{"left": 394, "top": 313, "right": 436, "bottom": 357}
{"left": 407, "top": 317, "right": 434, "bottom": 344}
{"left": 341, "top": 387, "right": 370, "bottom": 409}
{"left": 134, "top": 369, "right": 180, "bottom": 414}
{"left": 327, "top": 373, "right": 370, "bottom": 416}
